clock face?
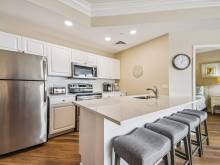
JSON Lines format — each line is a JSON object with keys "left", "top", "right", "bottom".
{"left": 172, "top": 54, "right": 191, "bottom": 70}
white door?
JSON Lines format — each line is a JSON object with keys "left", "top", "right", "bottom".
{"left": 47, "top": 44, "right": 71, "bottom": 77}
{"left": 50, "top": 105, "right": 75, "bottom": 135}
{"left": 22, "top": 37, "right": 46, "bottom": 56}
{"left": 0, "top": 31, "right": 22, "bottom": 52}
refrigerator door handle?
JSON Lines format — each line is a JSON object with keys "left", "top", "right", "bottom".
{"left": 43, "top": 57, "right": 48, "bottom": 81}
{"left": 43, "top": 58, "right": 48, "bottom": 103}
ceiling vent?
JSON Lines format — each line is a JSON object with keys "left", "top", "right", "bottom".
{"left": 115, "top": 41, "right": 127, "bottom": 45}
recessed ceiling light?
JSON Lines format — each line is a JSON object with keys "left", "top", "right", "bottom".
{"left": 64, "top": 20, "right": 73, "bottom": 27}
{"left": 105, "top": 37, "right": 111, "bottom": 41}
{"left": 130, "top": 30, "right": 137, "bottom": 35}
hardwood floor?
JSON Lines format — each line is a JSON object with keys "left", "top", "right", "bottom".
{"left": 0, "top": 133, "right": 80, "bottom": 165}
{"left": 0, "top": 114, "right": 219, "bottom": 165}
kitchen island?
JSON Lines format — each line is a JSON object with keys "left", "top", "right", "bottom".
{"left": 73, "top": 95, "right": 201, "bottom": 165}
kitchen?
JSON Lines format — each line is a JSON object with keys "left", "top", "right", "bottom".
{"left": 0, "top": 1, "right": 220, "bottom": 165}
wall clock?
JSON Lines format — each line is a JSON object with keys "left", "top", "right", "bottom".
{"left": 172, "top": 54, "right": 191, "bottom": 70}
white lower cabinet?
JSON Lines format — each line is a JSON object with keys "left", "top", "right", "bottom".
{"left": 49, "top": 103, "right": 75, "bottom": 136}
{"left": 0, "top": 31, "right": 22, "bottom": 52}
{"left": 47, "top": 43, "right": 72, "bottom": 77}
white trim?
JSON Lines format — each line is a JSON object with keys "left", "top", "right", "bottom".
{"left": 192, "top": 44, "right": 220, "bottom": 101}
{"left": 60, "top": 0, "right": 220, "bottom": 17}
{"left": 58, "top": 0, "right": 91, "bottom": 16}
{"left": 91, "top": 0, "right": 220, "bottom": 16}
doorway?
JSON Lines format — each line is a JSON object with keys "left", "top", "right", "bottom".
{"left": 193, "top": 45, "right": 220, "bottom": 114}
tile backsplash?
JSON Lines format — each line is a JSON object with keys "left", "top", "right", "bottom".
{"left": 47, "top": 76, "right": 115, "bottom": 94}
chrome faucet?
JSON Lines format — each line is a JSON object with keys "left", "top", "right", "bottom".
{"left": 146, "top": 86, "right": 159, "bottom": 98}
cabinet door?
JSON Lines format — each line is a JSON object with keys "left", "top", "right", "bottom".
{"left": 22, "top": 37, "right": 46, "bottom": 56}
{"left": 0, "top": 31, "right": 22, "bottom": 52}
{"left": 112, "top": 59, "right": 120, "bottom": 79}
{"left": 50, "top": 105, "right": 75, "bottom": 135}
{"left": 86, "top": 53, "right": 97, "bottom": 66}
{"left": 72, "top": 49, "right": 87, "bottom": 64}
{"left": 47, "top": 44, "right": 71, "bottom": 77}
{"left": 97, "top": 56, "right": 110, "bottom": 79}
{"left": 71, "top": 49, "right": 84, "bottom": 64}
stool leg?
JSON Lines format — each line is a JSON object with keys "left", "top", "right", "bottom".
{"left": 187, "top": 133, "right": 193, "bottom": 165}
{"left": 196, "top": 127, "right": 202, "bottom": 157}
{"left": 115, "top": 153, "right": 120, "bottom": 165}
{"left": 170, "top": 146, "right": 176, "bottom": 165}
{"left": 164, "top": 152, "right": 171, "bottom": 165}
{"left": 177, "top": 141, "right": 181, "bottom": 148}
{"left": 198, "top": 125, "right": 203, "bottom": 156}
{"left": 204, "top": 120, "right": 210, "bottom": 145}
{"left": 183, "top": 136, "right": 192, "bottom": 165}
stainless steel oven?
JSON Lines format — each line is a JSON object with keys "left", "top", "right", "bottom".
{"left": 71, "top": 63, "right": 97, "bottom": 79}
{"left": 68, "top": 83, "right": 102, "bottom": 131}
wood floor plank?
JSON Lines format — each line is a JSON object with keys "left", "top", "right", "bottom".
{"left": 0, "top": 115, "right": 220, "bottom": 165}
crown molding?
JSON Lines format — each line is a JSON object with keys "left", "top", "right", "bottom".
{"left": 58, "top": 0, "right": 91, "bottom": 16}
{"left": 91, "top": 0, "right": 220, "bottom": 16}
{"left": 59, "top": 0, "right": 220, "bottom": 17}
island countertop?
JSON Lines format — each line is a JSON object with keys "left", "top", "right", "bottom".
{"left": 73, "top": 95, "right": 200, "bottom": 125}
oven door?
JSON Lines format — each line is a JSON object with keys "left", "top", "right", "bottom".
{"left": 72, "top": 64, "right": 97, "bottom": 79}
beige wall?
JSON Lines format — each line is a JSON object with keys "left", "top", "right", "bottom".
{"left": 169, "top": 29, "right": 220, "bottom": 97}
{"left": 115, "top": 35, "right": 169, "bottom": 95}
{"left": 196, "top": 50, "right": 220, "bottom": 86}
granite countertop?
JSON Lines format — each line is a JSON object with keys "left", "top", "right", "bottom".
{"left": 73, "top": 95, "right": 200, "bottom": 124}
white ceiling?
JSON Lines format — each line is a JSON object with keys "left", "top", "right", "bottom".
{"left": 1, "top": 0, "right": 220, "bottom": 54}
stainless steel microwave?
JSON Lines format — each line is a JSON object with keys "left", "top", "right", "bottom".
{"left": 71, "top": 63, "right": 97, "bottom": 79}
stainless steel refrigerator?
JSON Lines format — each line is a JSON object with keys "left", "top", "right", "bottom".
{"left": 0, "top": 49, "right": 48, "bottom": 155}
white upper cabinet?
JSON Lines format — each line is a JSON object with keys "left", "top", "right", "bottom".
{"left": 47, "top": 43, "right": 72, "bottom": 77}
{"left": 0, "top": 31, "right": 120, "bottom": 79}
{"left": 97, "top": 56, "right": 120, "bottom": 79}
{"left": 97, "top": 56, "right": 110, "bottom": 79}
{"left": 0, "top": 31, "right": 22, "bottom": 52}
{"left": 87, "top": 53, "right": 97, "bottom": 66}
{"left": 112, "top": 59, "right": 120, "bottom": 79}
{"left": 72, "top": 49, "right": 97, "bottom": 66}
{"left": 22, "top": 37, "right": 46, "bottom": 56}
{"left": 71, "top": 49, "right": 86, "bottom": 64}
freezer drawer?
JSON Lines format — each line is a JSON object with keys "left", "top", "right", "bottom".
{"left": 0, "top": 80, "right": 47, "bottom": 155}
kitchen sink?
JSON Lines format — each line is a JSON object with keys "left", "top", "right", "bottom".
{"left": 134, "top": 95, "right": 156, "bottom": 99}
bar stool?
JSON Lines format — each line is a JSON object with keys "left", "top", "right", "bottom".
{"left": 180, "top": 109, "right": 209, "bottom": 145}
{"left": 113, "top": 128, "right": 171, "bottom": 165}
{"left": 165, "top": 113, "right": 202, "bottom": 159}
{"left": 145, "top": 118, "right": 191, "bottom": 165}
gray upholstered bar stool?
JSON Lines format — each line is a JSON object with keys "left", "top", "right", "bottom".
{"left": 145, "top": 118, "right": 191, "bottom": 165}
{"left": 165, "top": 113, "right": 202, "bottom": 159}
{"left": 113, "top": 128, "right": 171, "bottom": 165}
{"left": 180, "top": 109, "right": 209, "bottom": 146}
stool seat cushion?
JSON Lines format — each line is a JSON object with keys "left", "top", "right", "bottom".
{"left": 145, "top": 118, "right": 188, "bottom": 145}
{"left": 113, "top": 128, "right": 171, "bottom": 165}
{"left": 181, "top": 109, "right": 208, "bottom": 122}
{"left": 165, "top": 113, "right": 200, "bottom": 130}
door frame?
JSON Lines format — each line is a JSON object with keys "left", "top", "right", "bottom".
{"left": 192, "top": 44, "right": 220, "bottom": 100}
